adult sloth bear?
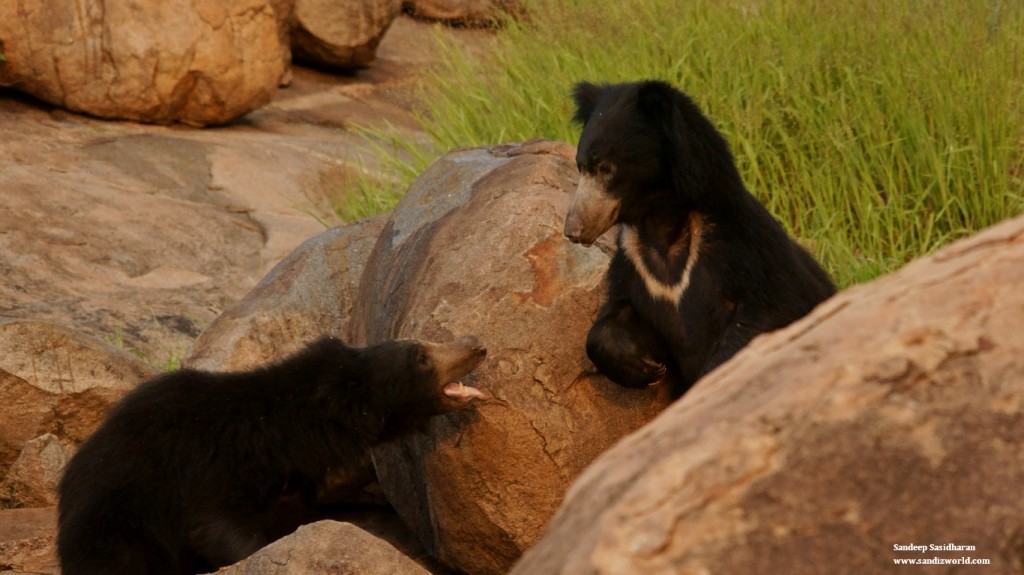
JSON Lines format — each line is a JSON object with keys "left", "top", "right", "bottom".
{"left": 57, "top": 335, "right": 487, "bottom": 575}
{"left": 565, "top": 80, "right": 835, "bottom": 397}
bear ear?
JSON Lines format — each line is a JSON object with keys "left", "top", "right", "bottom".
{"left": 572, "top": 82, "right": 603, "bottom": 124}
{"left": 636, "top": 80, "right": 677, "bottom": 119}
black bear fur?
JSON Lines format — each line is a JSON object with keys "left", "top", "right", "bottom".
{"left": 57, "top": 336, "right": 487, "bottom": 575}
{"left": 565, "top": 80, "right": 836, "bottom": 397}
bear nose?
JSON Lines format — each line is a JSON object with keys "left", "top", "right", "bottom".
{"left": 564, "top": 212, "right": 584, "bottom": 243}
{"left": 454, "top": 335, "right": 486, "bottom": 355}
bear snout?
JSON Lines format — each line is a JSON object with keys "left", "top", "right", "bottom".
{"left": 432, "top": 336, "right": 489, "bottom": 405}
{"left": 564, "top": 211, "right": 587, "bottom": 244}
{"left": 453, "top": 335, "right": 486, "bottom": 355}
{"left": 431, "top": 336, "right": 487, "bottom": 384}
{"left": 564, "top": 174, "right": 621, "bottom": 245}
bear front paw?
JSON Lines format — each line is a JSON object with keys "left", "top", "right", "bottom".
{"left": 588, "top": 345, "right": 669, "bottom": 389}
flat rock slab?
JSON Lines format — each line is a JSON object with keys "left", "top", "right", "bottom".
{"left": 0, "top": 16, "right": 491, "bottom": 366}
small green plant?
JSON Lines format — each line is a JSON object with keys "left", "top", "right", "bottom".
{"left": 162, "top": 352, "right": 183, "bottom": 372}
{"left": 104, "top": 328, "right": 143, "bottom": 360}
{"left": 105, "top": 327, "right": 186, "bottom": 372}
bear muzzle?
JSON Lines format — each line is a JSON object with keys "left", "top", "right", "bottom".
{"left": 564, "top": 174, "right": 621, "bottom": 245}
{"left": 431, "top": 336, "right": 488, "bottom": 403}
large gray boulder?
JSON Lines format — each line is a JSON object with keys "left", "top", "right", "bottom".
{"left": 511, "top": 215, "right": 1024, "bottom": 575}
{"left": 353, "top": 140, "right": 674, "bottom": 575}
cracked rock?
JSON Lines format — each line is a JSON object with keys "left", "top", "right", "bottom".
{"left": 353, "top": 141, "right": 673, "bottom": 575}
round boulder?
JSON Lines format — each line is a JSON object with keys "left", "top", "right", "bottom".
{"left": 291, "top": 0, "right": 403, "bottom": 69}
{"left": 0, "top": 0, "right": 284, "bottom": 125}
{"left": 353, "top": 140, "right": 673, "bottom": 575}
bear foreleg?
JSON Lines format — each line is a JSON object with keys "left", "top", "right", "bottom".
{"left": 586, "top": 302, "right": 670, "bottom": 388}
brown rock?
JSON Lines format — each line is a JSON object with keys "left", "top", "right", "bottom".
{"left": 354, "top": 140, "right": 674, "bottom": 575}
{"left": 0, "top": 102, "right": 326, "bottom": 366}
{"left": 0, "top": 435, "right": 72, "bottom": 509}
{"left": 0, "top": 16, "right": 490, "bottom": 366}
{"left": 0, "top": 0, "right": 284, "bottom": 125}
{"left": 210, "top": 520, "right": 432, "bottom": 575}
{"left": 291, "top": 0, "right": 403, "bottom": 70}
{"left": 0, "top": 320, "right": 154, "bottom": 507}
{"left": 186, "top": 215, "right": 388, "bottom": 372}
{"left": 267, "top": 0, "right": 296, "bottom": 85}
{"left": 0, "top": 507, "right": 57, "bottom": 575}
{"left": 402, "top": 0, "right": 523, "bottom": 26}
{"left": 511, "top": 215, "right": 1024, "bottom": 575}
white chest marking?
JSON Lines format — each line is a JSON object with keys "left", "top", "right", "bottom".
{"left": 619, "top": 214, "right": 703, "bottom": 306}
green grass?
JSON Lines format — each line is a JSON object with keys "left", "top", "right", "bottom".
{"left": 348, "top": 0, "right": 1024, "bottom": 287}
{"left": 105, "top": 327, "right": 185, "bottom": 372}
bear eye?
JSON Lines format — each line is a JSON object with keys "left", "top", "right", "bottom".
{"left": 417, "top": 351, "right": 431, "bottom": 368}
{"left": 595, "top": 161, "right": 615, "bottom": 177}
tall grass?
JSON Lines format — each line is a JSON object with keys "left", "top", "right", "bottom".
{"left": 351, "top": 0, "right": 1024, "bottom": 287}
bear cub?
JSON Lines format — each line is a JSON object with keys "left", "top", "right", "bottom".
{"left": 566, "top": 80, "right": 836, "bottom": 397}
{"left": 57, "top": 335, "right": 487, "bottom": 575}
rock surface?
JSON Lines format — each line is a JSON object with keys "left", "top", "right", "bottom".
{"left": 0, "top": 435, "right": 71, "bottom": 509}
{"left": 267, "top": 0, "right": 296, "bottom": 84}
{"left": 511, "top": 215, "right": 1024, "bottom": 575}
{"left": 292, "top": 0, "right": 404, "bottom": 70}
{"left": 0, "top": 319, "right": 154, "bottom": 506}
{"left": 0, "top": 507, "right": 56, "bottom": 575}
{"left": 187, "top": 214, "right": 388, "bottom": 371}
{"left": 209, "top": 520, "right": 432, "bottom": 575}
{"left": 354, "top": 140, "right": 674, "bottom": 575}
{"left": 403, "top": 0, "right": 523, "bottom": 25}
{"left": 0, "top": 0, "right": 284, "bottom": 125}
{"left": 0, "top": 15, "right": 492, "bottom": 366}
